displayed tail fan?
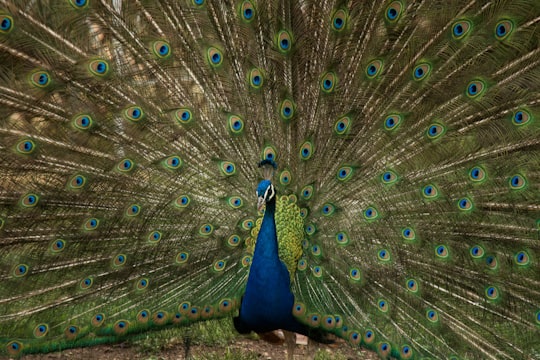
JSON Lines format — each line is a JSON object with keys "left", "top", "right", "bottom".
{"left": 0, "top": 0, "right": 539, "bottom": 358}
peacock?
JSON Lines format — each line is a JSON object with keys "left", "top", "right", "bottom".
{"left": 0, "top": 0, "right": 539, "bottom": 358}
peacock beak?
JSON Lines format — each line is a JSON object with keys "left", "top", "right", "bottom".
{"left": 257, "top": 197, "right": 265, "bottom": 212}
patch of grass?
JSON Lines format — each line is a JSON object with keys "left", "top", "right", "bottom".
{"left": 314, "top": 348, "right": 360, "bottom": 360}
{"left": 192, "top": 346, "right": 259, "bottom": 360}
{"left": 132, "top": 317, "right": 239, "bottom": 355}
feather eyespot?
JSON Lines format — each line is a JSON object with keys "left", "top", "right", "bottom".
{"left": 69, "top": 0, "right": 88, "bottom": 8}
{"left": 364, "top": 330, "right": 375, "bottom": 344}
{"left": 135, "top": 278, "right": 149, "bottom": 290}
{"left": 163, "top": 155, "right": 182, "bottom": 170}
{"left": 378, "top": 342, "right": 391, "bottom": 357}
{"left": 227, "top": 196, "right": 243, "bottom": 209}
{"left": 0, "top": 15, "right": 14, "bottom": 34}
{"left": 363, "top": 206, "right": 379, "bottom": 220}
{"left": 422, "top": 184, "right": 439, "bottom": 199}
{"left": 426, "top": 309, "right": 439, "bottom": 322}
{"left": 457, "top": 197, "right": 473, "bottom": 211}
{"left": 207, "top": 47, "right": 223, "bottom": 67}
{"left": 299, "top": 208, "right": 308, "bottom": 218}
{"left": 292, "top": 302, "right": 306, "bottom": 317}
{"left": 201, "top": 306, "right": 214, "bottom": 319}
{"left": 123, "top": 105, "right": 144, "bottom": 122}
{"left": 509, "top": 174, "right": 526, "bottom": 190}
{"left": 69, "top": 174, "right": 87, "bottom": 189}
{"left": 470, "top": 245, "right": 485, "bottom": 259}
{"left": 113, "top": 254, "right": 127, "bottom": 267}
{"left": 262, "top": 145, "right": 277, "bottom": 161}
{"left": 377, "top": 249, "right": 390, "bottom": 262}
{"left": 199, "top": 224, "right": 214, "bottom": 236}
{"left": 337, "top": 166, "right": 353, "bottom": 181}
{"left": 366, "top": 60, "right": 383, "bottom": 78}
{"left": 92, "top": 313, "right": 105, "bottom": 327}
{"left": 383, "top": 114, "right": 402, "bottom": 131}
{"left": 88, "top": 59, "right": 110, "bottom": 77}
{"left": 377, "top": 299, "right": 389, "bottom": 313}
{"left": 413, "top": 63, "right": 431, "bottom": 81}
{"left": 84, "top": 217, "right": 99, "bottom": 230}
{"left": 486, "top": 255, "right": 498, "bottom": 270}
{"left": 321, "top": 203, "right": 335, "bottom": 216}
{"left": 381, "top": 170, "right": 398, "bottom": 184}
{"left": 276, "top": 29, "right": 293, "bottom": 54}
{"left": 248, "top": 68, "right": 264, "bottom": 89}
{"left": 148, "top": 230, "right": 162, "bottom": 243}
{"left": 280, "top": 99, "right": 296, "bottom": 121}
{"left": 50, "top": 239, "right": 66, "bottom": 253}
{"left": 113, "top": 320, "right": 129, "bottom": 335}
{"left": 30, "top": 70, "right": 51, "bottom": 88}
{"left": 240, "top": 0, "right": 255, "bottom": 22}
{"left": 176, "top": 252, "right": 189, "bottom": 264}
{"left": 280, "top": 170, "right": 292, "bottom": 185}
{"left": 512, "top": 110, "right": 532, "bottom": 126}
{"left": 126, "top": 204, "right": 141, "bottom": 217}
{"left": 16, "top": 139, "right": 36, "bottom": 154}
{"left": 311, "top": 245, "right": 322, "bottom": 257}
{"left": 21, "top": 193, "right": 39, "bottom": 208}
{"left": 514, "top": 251, "right": 530, "bottom": 266}
{"left": 385, "top": 1, "right": 403, "bottom": 22}
{"left": 73, "top": 114, "right": 93, "bottom": 130}
{"left": 151, "top": 40, "right": 171, "bottom": 59}
{"left": 299, "top": 141, "right": 314, "bottom": 160}
{"left": 426, "top": 123, "right": 446, "bottom": 139}
{"left": 241, "top": 255, "right": 251, "bottom": 267}
{"left": 117, "top": 158, "right": 134, "bottom": 172}
{"left": 401, "top": 227, "right": 416, "bottom": 241}
{"left": 192, "top": 0, "right": 205, "bottom": 6}
{"left": 322, "top": 315, "right": 335, "bottom": 330}
{"left": 212, "top": 259, "right": 226, "bottom": 272}
{"left": 80, "top": 277, "right": 93, "bottom": 290}
{"left": 452, "top": 20, "right": 472, "bottom": 39}
{"left": 65, "top": 325, "right": 79, "bottom": 340}
{"left": 137, "top": 309, "right": 150, "bottom": 323}
{"left": 227, "top": 235, "right": 241, "bottom": 248}
{"left": 297, "top": 259, "right": 307, "bottom": 271}
{"left": 406, "top": 278, "right": 418, "bottom": 293}
{"left": 331, "top": 9, "right": 348, "bottom": 32}
{"left": 175, "top": 108, "right": 193, "bottom": 124}
{"left": 336, "top": 231, "right": 349, "bottom": 245}
{"left": 6, "top": 341, "right": 22, "bottom": 356}
{"left": 312, "top": 265, "right": 323, "bottom": 277}
{"left": 401, "top": 345, "right": 413, "bottom": 359}
{"left": 241, "top": 218, "right": 254, "bottom": 230}
{"left": 309, "top": 313, "right": 321, "bottom": 327}
{"left": 174, "top": 195, "right": 190, "bottom": 209}
{"left": 219, "top": 161, "right": 236, "bottom": 176}
{"left": 13, "top": 264, "right": 29, "bottom": 277}
{"left": 495, "top": 20, "right": 513, "bottom": 40}
{"left": 485, "top": 286, "right": 500, "bottom": 301}
{"left": 466, "top": 80, "right": 486, "bottom": 98}
{"left": 228, "top": 115, "right": 245, "bottom": 134}
{"left": 305, "top": 223, "right": 316, "bottom": 236}
{"left": 435, "top": 245, "right": 449, "bottom": 259}
{"left": 349, "top": 267, "right": 361, "bottom": 282}
{"left": 320, "top": 71, "right": 337, "bottom": 93}
{"left": 301, "top": 184, "right": 314, "bottom": 200}
{"left": 469, "top": 166, "right": 486, "bottom": 182}
{"left": 334, "top": 115, "right": 351, "bottom": 135}
{"left": 179, "top": 302, "right": 191, "bottom": 315}
{"left": 153, "top": 311, "right": 168, "bottom": 324}
{"left": 219, "top": 298, "right": 233, "bottom": 313}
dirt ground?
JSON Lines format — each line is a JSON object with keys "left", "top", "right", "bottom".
{"left": 15, "top": 337, "right": 378, "bottom": 360}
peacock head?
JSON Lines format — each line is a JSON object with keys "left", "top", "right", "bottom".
{"left": 257, "top": 159, "right": 277, "bottom": 211}
{"left": 256, "top": 179, "right": 275, "bottom": 211}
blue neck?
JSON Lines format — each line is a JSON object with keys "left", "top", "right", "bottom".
{"left": 234, "top": 197, "right": 308, "bottom": 334}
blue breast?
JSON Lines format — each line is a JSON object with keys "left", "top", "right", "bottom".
{"left": 235, "top": 198, "right": 306, "bottom": 334}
